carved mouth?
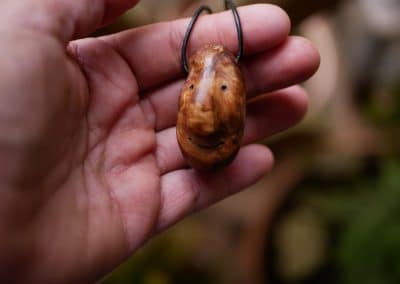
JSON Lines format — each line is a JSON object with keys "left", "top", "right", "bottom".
{"left": 188, "top": 136, "right": 223, "bottom": 149}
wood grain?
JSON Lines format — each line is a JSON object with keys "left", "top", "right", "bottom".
{"left": 177, "top": 45, "right": 246, "bottom": 171}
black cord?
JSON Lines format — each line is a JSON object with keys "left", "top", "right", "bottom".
{"left": 181, "top": 5, "right": 213, "bottom": 74}
{"left": 181, "top": 0, "right": 244, "bottom": 74}
{"left": 224, "top": 0, "right": 244, "bottom": 63}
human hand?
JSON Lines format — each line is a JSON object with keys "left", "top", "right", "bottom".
{"left": 0, "top": 1, "right": 319, "bottom": 283}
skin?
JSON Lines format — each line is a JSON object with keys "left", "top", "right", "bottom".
{"left": 0, "top": 0, "right": 320, "bottom": 283}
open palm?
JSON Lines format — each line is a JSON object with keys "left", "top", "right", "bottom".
{"left": 0, "top": 1, "right": 319, "bottom": 283}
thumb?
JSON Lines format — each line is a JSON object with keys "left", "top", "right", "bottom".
{"left": 7, "top": 0, "right": 140, "bottom": 43}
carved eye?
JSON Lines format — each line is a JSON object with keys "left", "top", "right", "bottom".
{"left": 221, "top": 85, "right": 228, "bottom": 91}
{"left": 189, "top": 84, "right": 194, "bottom": 90}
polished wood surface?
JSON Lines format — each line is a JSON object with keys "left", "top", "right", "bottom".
{"left": 177, "top": 45, "right": 246, "bottom": 171}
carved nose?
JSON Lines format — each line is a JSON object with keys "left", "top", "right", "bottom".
{"left": 186, "top": 106, "right": 223, "bottom": 148}
{"left": 187, "top": 108, "right": 216, "bottom": 136}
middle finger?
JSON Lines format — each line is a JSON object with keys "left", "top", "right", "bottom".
{"left": 140, "top": 36, "right": 319, "bottom": 131}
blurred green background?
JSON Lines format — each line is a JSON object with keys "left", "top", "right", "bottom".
{"left": 97, "top": 0, "right": 400, "bottom": 283}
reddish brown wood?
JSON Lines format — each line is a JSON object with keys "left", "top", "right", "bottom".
{"left": 177, "top": 44, "right": 246, "bottom": 171}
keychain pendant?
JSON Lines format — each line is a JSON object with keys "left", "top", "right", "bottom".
{"left": 177, "top": 44, "right": 246, "bottom": 171}
{"left": 177, "top": 1, "right": 246, "bottom": 171}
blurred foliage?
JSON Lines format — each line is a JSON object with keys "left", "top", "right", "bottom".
{"left": 336, "top": 161, "right": 400, "bottom": 284}
{"left": 103, "top": 232, "right": 221, "bottom": 284}
{"left": 267, "top": 160, "right": 400, "bottom": 284}
{"left": 364, "top": 83, "right": 400, "bottom": 131}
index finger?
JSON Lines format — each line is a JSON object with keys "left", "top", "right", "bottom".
{"left": 101, "top": 4, "right": 291, "bottom": 91}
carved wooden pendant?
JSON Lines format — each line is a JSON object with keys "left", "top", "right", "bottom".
{"left": 177, "top": 44, "right": 246, "bottom": 171}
